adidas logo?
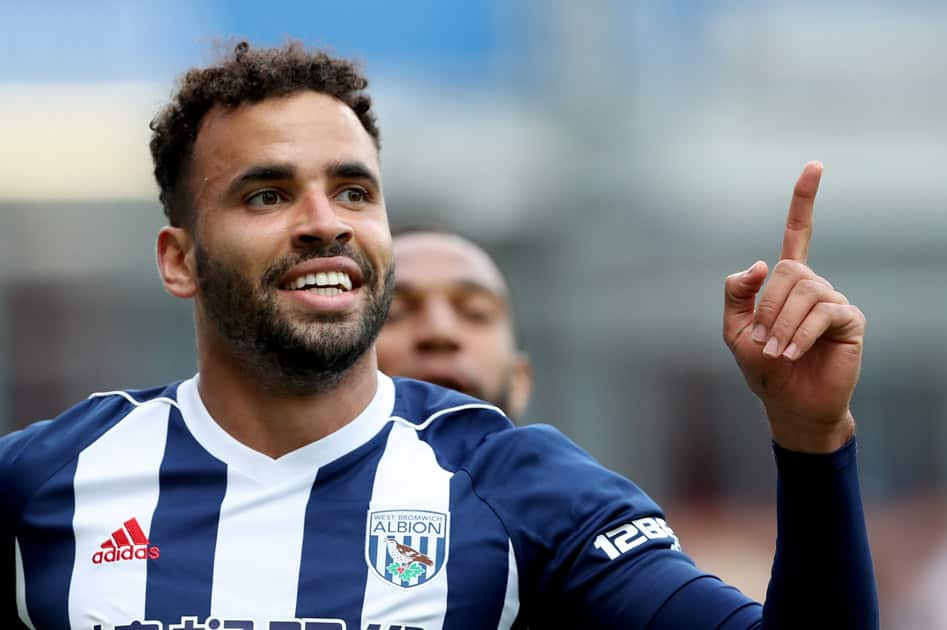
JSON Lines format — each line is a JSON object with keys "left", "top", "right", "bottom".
{"left": 91, "top": 517, "right": 160, "bottom": 564}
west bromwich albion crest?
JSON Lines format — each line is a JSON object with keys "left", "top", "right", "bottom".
{"left": 366, "top": 509, "right": 449, "bottom": 588}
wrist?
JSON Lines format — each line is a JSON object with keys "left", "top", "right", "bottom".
{"left": 767, "top": 408, "right": 856, "bottom": 454}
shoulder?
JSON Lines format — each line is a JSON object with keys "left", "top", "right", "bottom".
{"left": 0, "top": 382, "right": 180, "bottom": 526}
{"left": 463, "top": 423, "right": 665, "bottom": 536}
{"left": 449, "top": 422, "right": 682, "bottom": 610}
{"left": 389, "top": 377, "right": 514, "bottom": 469}
{"left": 389, "top": 379, "right": 661, "bottom": 514}
{"left": 469, "top": 423, "right": 651, "bottom": 497}
{"left": 390, "top": 377, "right": 509, "bottom": 427}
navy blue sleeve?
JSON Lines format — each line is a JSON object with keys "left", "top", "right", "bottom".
{"left": 464, "top": 425, "right": 756, "bottom": 627}
{"left": 0, "top": 421, "right": 57, "bottom": 628}
{"left": 467, "top": 426, "right": 877, "bottom": 628}
{"left": 651, "top": 438, "right": 879, "bottom": 629}
{"left": 761, "top": 438, "right": 879, "bottom": 628}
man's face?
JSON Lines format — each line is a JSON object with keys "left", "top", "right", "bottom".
{"left": 376, "top": 233, "right": 531, "bottom": 418}
{"left": 185, "top": 91, "right": 393, "bottom": 394}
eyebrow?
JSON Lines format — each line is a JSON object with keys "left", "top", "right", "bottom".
{"left": 224, "top": 163, "right": 295, "bottom": 198}
{"left": 395, "top": 279, "right": 509, "bottom": 302}
{"left": 223, "top": 160, "right": 380, "bottom": 199}
{"left": 326, "top": 160, "right": 381, "bottom": 191}
{"left": 457, "top": 279, "right": 508, "bottom": 300}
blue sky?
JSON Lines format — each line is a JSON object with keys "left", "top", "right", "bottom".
{"left": 0, "top": 0, "right": 511, "bottom": 83}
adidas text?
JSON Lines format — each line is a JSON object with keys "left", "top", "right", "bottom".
{"left": 92, "top": 545, "right": 160, "bottom": 564}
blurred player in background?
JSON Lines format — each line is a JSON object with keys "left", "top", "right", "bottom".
{"left": 376, "top": 229, "right": 531, "bottom": 419}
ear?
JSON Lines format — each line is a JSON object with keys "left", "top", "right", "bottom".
{"left": 156, "top": 226, "right": 198, "bottom": 299}
{"left": 507, "top": 351, "right": 533, "bottom": 421}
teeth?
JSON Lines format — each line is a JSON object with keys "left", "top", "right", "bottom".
{"left": 311, "top": 287, "right": 341, "bottom": 296}
{"left": 286, "top": 271, "right": 353, "bottom": 291}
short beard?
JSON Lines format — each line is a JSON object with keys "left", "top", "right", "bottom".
{"left": 195, "top": 240, "right": 394, "bottom": 397}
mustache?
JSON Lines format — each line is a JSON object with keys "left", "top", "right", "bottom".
{"left": 260, "top": 242, "right": 376, "bottom": 289}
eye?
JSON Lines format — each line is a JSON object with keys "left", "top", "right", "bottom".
{"left": 460, "top": 306, "right": 494, "bottom": 324}
{"left": 457, "top": 295, "right": 502, "bottom": 324}
{"left": 386, "top": 292, "right": 424, "bottom": 324}
{"left": 334, "top": 187, "right": 368, "bottom": 204}
{"left": 385, "top": 295, "right": 411, "bottom": 323}
{"left": 246, "top": 189, "right": 285, "bottom": 207}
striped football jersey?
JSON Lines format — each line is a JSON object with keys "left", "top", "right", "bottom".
{"left": 1, "top": 372, "right": 874, "bottom": 629}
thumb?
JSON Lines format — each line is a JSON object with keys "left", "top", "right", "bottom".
{"left": 723, "top": 260, "right": 768, "bottom": 347}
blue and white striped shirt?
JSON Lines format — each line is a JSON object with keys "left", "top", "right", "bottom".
{"left": 0, "top": 373, "right": 877, "bottom": 629}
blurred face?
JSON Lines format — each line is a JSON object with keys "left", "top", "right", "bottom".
{"left": 185, "top": 91, "right": 393, "bottom": 394}
{"left": 376, "top": 233, "right": 531, "bottom": 418}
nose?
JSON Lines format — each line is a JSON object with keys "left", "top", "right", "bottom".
{"left": 416, "top": 299, "right": 461, "bottom": 353}
{"left": 291, "top": 189, "right": 353, "bottom": 249}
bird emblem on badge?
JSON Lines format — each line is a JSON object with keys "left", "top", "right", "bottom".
{"left": 385, "top": 536, "right": 433, "bottom": 583}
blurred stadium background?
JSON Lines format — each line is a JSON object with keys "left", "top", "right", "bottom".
{"left": 2, "top": 1, "right": 947, "bottom": 625}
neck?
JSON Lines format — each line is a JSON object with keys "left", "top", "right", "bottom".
{"left": 196, "top": 333, "right": 380, "bottom": 459}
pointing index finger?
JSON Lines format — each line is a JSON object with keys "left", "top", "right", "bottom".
{"left": 780, "top": 161, "right": 823, "bottom": 262}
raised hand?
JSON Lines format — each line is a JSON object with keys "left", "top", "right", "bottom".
{"left": 722, "top": 162, "right": 865, "bottom": 453}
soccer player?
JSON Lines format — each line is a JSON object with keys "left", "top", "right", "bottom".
{"left": 376, "top": 230, "right": 532, "bottom": 419}
{"left": 0, "top": 42, "right": 878, "bottom": 629}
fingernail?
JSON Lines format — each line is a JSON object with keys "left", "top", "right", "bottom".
{"left": 763, "top": 337, "right": 779, "bottom": 357}
{"left": 782, "top": 343, "right": 798, "bottom": 360}
{"left": 752, "top": 324, "right": 767, "bottom": 343}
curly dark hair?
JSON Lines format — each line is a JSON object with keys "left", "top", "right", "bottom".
{"left": 149, "top": 40, "right": 380, "bottom": 227}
